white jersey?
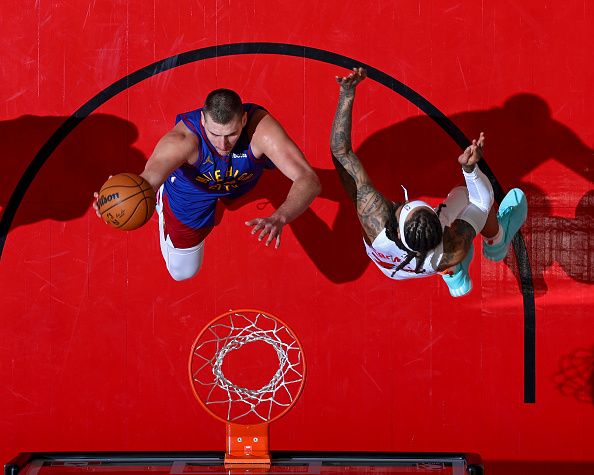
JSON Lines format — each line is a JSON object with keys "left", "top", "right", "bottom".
{"left": 364, "top": 186, "right": 469, "bottom": 281}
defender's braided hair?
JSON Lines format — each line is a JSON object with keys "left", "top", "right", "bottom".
{"left": 385, "top": 202, "right": 446, "bottom": 275}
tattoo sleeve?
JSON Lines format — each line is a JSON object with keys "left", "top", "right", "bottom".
{"left": 330, "top": 88, "right": 390, "bottom": 242}
{"left": 356, "top": 183, "right": 392, "bottom": 241}
{"left": 437, "top": 219, "right": 477, "bottom": 272}
{"left": 330, "top": 88, "right": 355, "bottom": 156}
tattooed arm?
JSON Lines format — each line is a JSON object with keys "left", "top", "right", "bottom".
{"left": 330, "top": 68, "right": 392, "bottom": 244}
{"left": 436, "top": 220, "right": 476, "bottom": 272}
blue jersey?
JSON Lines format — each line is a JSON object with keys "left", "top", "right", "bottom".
{"left": 164, "top": 103, "right": 274, "bottom": 228}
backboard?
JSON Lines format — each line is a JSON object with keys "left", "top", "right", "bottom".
{"left": 5, "top": 452, "right": 483, "bottom": 475}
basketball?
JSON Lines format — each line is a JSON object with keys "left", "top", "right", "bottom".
{"left": 97, "top": 173, "right": 156, "bottom": 231}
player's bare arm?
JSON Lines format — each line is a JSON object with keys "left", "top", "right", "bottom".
{"left": 247, "top": 112, "right": 321, "bottom": 249}
{"left": 92, "top": 122, "right": 197, "bottom": 218}
{"left": 330, "top": 67, "right": 392, "bottom": 244}
{"left": 140, "top": 121, "right": 199, "bottom": 190}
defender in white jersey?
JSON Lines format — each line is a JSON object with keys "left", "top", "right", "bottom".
{"left": 330, "top": 68, "right": 528, "bottom": 296}
{"left": 364, "top": 186, "right": 473, "bottom": 280}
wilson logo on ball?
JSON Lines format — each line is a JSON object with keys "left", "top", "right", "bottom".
{"left": 98, "top": 193, "right": 120, "bottom": 207}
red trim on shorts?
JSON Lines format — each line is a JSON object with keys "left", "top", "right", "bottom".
{"left": 162, "top": 193, "right": 212, "bottom": 248}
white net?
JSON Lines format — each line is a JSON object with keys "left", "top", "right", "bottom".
{"left": 190, "top": 311, "right": 305, "bottom": 424}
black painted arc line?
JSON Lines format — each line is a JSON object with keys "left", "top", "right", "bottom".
{"left": 0, "top": 42, "right": 535, "bottom": 402}
{"left": 514, "top": 232, "right": 536, "bottom": 403}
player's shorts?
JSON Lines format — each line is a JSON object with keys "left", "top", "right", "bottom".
{"left": 158, "top": 187, "right": 214, "bottom": 248}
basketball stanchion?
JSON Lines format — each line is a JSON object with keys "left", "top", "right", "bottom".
{"left": 188, "top": 309, "right": 306, "bottom": 466}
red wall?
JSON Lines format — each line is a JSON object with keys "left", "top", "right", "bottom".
{"left": 1, "top": 0, "right": 593, "bottom": 467}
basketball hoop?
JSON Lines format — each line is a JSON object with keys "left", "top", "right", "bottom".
{"left": 188, "top": 309, "right": 306, "bottom": 465}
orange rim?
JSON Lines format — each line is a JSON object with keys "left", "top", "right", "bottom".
{"left": 188, "top": 308, "right": 306, "bottom": 425}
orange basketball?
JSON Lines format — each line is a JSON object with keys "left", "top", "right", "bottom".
{"left": 97, "top": 173, "right": 156, "bottom": 231}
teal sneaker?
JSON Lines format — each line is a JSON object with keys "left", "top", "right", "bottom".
{"left": 483, "top": 188, "right": 528, "bottom": 262}
{"left": 441, "top": 243, "right": 474, "bottom": 297}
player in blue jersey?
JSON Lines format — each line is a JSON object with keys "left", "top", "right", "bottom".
{"left": 95, "top": 89, "right": 320, "bottom": 281}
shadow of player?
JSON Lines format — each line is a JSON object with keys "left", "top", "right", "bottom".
{"left": 1, "top": 114, "right": 147, "bottom": 229}
{"left": 506, "top": 183, "right": 594, "bottom": 296}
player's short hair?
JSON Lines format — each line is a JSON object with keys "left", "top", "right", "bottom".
{"left": 203, "top": 89, "right": 243, "bottom": 124}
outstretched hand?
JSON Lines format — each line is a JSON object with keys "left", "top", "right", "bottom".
{"left": 336, "top": 67, "right": 367, "bottom": 91}
{"left": 245, "top": 214, "right": 287, "bottom": 249}
{"left": 458, "top": 132, "right": 485, "bottom": 168}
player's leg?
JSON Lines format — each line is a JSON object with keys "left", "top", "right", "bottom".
{"left": 156, "top": 186, "right": 214, "bottom": 281}
{"left": 482, "top": 188, "right": 528, "bottom": 262}
{"left": 480, "top": 205, "right": 499, "bottom": 239}
{"left": 442, "top": 243, "right": 474, "bottom": 297}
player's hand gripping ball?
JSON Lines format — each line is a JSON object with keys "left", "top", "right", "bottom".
{"left": 97, "top": 173, "right": 156, "bottom": 230}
